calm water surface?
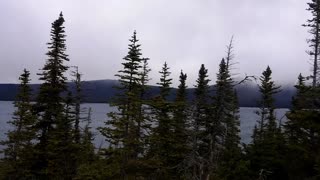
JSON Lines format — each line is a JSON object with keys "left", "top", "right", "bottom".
{"left": 0, "top": 101, "right": 288, "bottom": 147}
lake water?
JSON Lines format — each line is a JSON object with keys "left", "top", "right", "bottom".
{"left": 0, "top": 101, "right": 288, "bottom": 147}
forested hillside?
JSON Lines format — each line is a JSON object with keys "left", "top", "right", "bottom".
{"left": 0, "top": 80, "right": 296, "bottom": 108}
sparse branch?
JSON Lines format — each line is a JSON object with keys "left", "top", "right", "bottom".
{"left": 234, "top": 74, "right": 257, "bottom": 86}
{"left": 225, "top": 36, "right": 235, "bottom": 69}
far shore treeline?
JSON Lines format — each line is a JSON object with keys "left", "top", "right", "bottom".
{"left": 0, "top": 0, "right": 320, "bottom": 179}
{"left": 0, "top": 80, "right": 295, "bottom": 108}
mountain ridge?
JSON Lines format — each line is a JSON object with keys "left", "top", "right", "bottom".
{"left": 0, "top": 79, "right": 296, "bottom": 108}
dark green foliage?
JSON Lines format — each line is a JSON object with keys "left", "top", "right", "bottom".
{"left": 148, "top": 62, "right": 176, "bottom": 178}
{"left": 140, "top": 58, "right": 151, "bottom": 97}
{"left": 214, "top": 58, "right": 242, "bottom": 179}
{"left": 99, "top": 31, "right": 150, "bottom": 179}
{"left": 33, "top": 12, "right": 76, "bottom": 178}
{"left": 214, "top": 58, "right": 239, "bottom": 149}
{"left": 175, "top": 71, "right": 188, "bottom": 102}
{"left": 0, "top": 69, "right": 36, "bottom": 179}
{"left": 285, "top": 74, "right": 320, "bottom": 179}
{"left": 257, "top": 66, "right": 281, "bottom": 137}
{"left": 247, "top": 66, "right": 286, "bottom": 179}
{"left": 284, "top": 1, "right": 320, "bottom": 176}
{"left": 171, "top": 71, "right": 190, "bottom": 177}
{"left": 157, "top": 62, "right": 173, "bottom": 99}
{"left": 211, "top": 39, "right": 244, "bottom": 179}
{"left": 186, "top": 64, "right": 211, "bottom": 179}
{"left": 3, "top": 2, "right": 320, "bottom": 178}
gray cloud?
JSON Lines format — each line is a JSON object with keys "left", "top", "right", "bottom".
{"left": 0, "top": 0, "right": 311, "bottom": 86}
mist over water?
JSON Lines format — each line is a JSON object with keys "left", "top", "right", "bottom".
{"left": 0, "top": 101, "right": 288, "bottom": 147}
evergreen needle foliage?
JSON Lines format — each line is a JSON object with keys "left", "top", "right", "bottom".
{"left": 2, "top": 1, "right": 320, "bottom": 178}
{"left": 0, "top": 69, "right": 36, "bottom": 179}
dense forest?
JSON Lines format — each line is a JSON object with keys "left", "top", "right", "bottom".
{"left": 0, "top": 1, "right": 320, "bottom": 179}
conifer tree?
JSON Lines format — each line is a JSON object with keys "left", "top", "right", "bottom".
{"left": 73, "top": 108, "right": 100, "bottom": 179}
{"left": 285, "top": 73, "right": 320, "bottom": 178}
{"left": 214, "top": 58, "right": 238, "bottom": 149}
{"left": 137, "top": 57, "right": 151, "bottom": 158}
{"left": 247, "top": 66, "right": 286, "bottom": 179}
{"left": 33, "top": 12, "right": 75, "bottom": 178}
{"left": 172, "top": 70, "right": 190, "bottom": 177}
{"left": 148, "top": 62, "right": 175, "bottom": 178}
{"left": 71, "top": 66, "right": 82, "bottom": 144}
{"left": 186, "top": 64, "right": 211, "bottom": 179}
{"left": 214, "top": 39, "right": 251, "bottom": 179}
{"left": 303, "top": 0, "right": 320, "bottom": 87}
{"left": 157, "top": 62, "right": 172, "bottom": 98}
{"left": 139, "top": 58, "right": 151, "bottom": 98}
{"left": 1, "top": 69, "right": 36, "bottom": 179}
{"left": 282, "top": 2, "right": 320, "bottom": 177}
{"left": 214, "top": 58, "right": 242, "bottom": 179}
{"left": 285, "top": 74, "right": 309, "bottom": 143}
{"left": 99, "top": 31, "right": 149, "bottom": 178}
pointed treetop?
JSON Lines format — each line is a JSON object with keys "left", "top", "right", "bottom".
{"left": 178, "top": 70, "right": 187, "bottom": 88}
{"left": 52, "top": 12, "right": 65, "bottom": 27}
{"left": 195, "top": 64, "right": 210, "bottom": 89}
{"left": 130, "top": 30, "right": 138, "bottom": 43}
{"left": 296, "top": 73, "right": 306, "bottom": 88}
{"left": 19, "top": 69, "right": 31, "bottom": 83}
{"left": 218, "top": 58, "right": 228, "bottom": 75}
{"left": 267, "top": 65, "right": 271, "bottom": 70}
{"left": 157, "top": 61, "right": 173, "bottom": 98}
{"left": 198, "top": 64, "right": 208, "bottom": 76}
{"left": 261, "top": 65, "right": 272, "bottom": 78}
{"left": 221, "top": 58, "right": 226, "bottom": 65}
{"left": 58, "top": 12, "right": 64, "bottom": 21}
{"left": 298, "top": 73, "right": 304, "bottom": 82}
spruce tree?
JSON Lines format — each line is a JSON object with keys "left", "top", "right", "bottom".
{"left": 251, "top": 67, "right": 280, "bottom": 141}
{"left": 1, "top": 69, "right": 36, "bottom": 179}
{"left": 214, "top": 58, "right": 237, "bottom": 150}
{"left": 137, "top": 57, "right": 151, "bottom": 158}
{"left": 213, "top": 58, "right": 242, "bottom": 179}
{"left": 33, "top": 12, "right": 75, "bottom": 178}
{"left": 139, "top": 58, "right": 151, "bottom": 98}
{"left": 214, "top": 39, "right": 251, "bottom": 179}
{"left": 99, "top": 31, "right": 149, "bottom": 179}
{"left": 157, "top": 62, "right": 172, "bottom": 98}
{"left": 285, "top": 73, "right": 320, "bottom": 178}
{"left": 148, "top": 62, "right": 175, "bottom": 178}
{"left": 247, "top": 66, "right": 286, "bottom": 179}
{"left": 285, "top": 74, "right": 309, "bottom": 144}
{"left": 186, "top": 64, "right": 211, "bottom": 179}
{"left": 172, "top": 70, "right": 190, "bottom": 177}
{"left": 282, "top": 2, "right": 320, "bottom": 177}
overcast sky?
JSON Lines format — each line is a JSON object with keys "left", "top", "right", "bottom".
{"left": 0, "top": 0, "right": 312, "bottom": 87}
